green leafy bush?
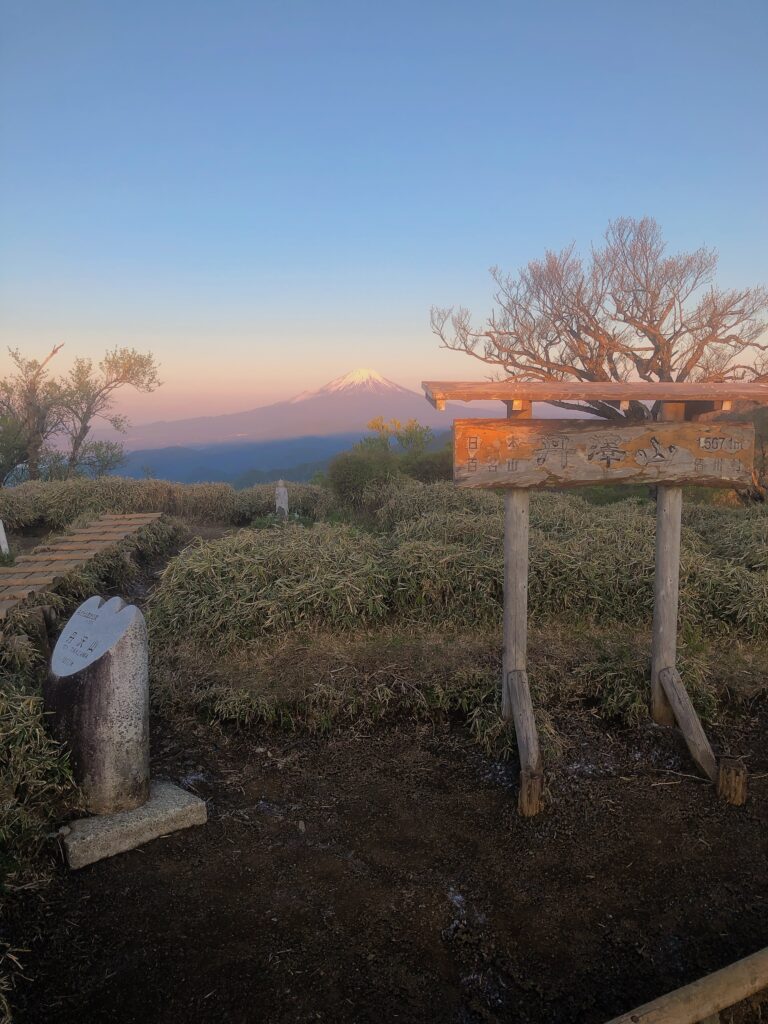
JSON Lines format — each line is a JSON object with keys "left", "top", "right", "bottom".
{"left": 327, "top": 448, "right": 401, "bottom": 508}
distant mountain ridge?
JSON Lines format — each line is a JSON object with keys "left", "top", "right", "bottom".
{"left": 101, "top": 367, "right": 473, "bottom": 451}
{"left": 118, "top": 433, "right": 365, "bottom": 484}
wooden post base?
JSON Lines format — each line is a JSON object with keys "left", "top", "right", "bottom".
{"left": 717, "top": 757, "right": 748, "bottom": 806}
{"left": 518, "top": 771, "right": 544, "bottom": 817}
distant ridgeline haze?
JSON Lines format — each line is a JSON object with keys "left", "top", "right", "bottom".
{"left": 101, "top": 370, "right": 766, "bottom": 486}
{"left": 106, "top": 369, "right": 466, "bottom": 484}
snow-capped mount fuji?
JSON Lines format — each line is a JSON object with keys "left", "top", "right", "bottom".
{"left": 108, "top": 368, "right": 454, "bottom": 451}
{"left": 289, "top": 368, "right": 414, "bottom": 403}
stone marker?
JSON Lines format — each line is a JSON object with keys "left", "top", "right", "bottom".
{"left": 44, "top": 595, "right": 206, "bottom": 868}
{"left": 0, "top": 519, "right": 9, "bottom": 556}
{"left": 45, "top": 596, "right": 150, "bottom": 814}
{"left": 275, "top": 479, "right": 289, "bottom": 519}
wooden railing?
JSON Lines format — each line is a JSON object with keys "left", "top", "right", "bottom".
{"left": 605, "top": 946, "right": 768, "bottom": 1023}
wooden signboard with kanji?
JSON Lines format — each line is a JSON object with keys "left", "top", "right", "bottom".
{"left": 454, "top": 420, "right": 755, "bottom": 489}
{"left": 423, "top": 378, "right": 767, "bottom": 817}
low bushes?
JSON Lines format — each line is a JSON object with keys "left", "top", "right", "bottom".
{"left": 326, "top": 448, "right": 401, "bottom": 508}
{"left": 150, "top": 490, "right": 768, "bottom": 645}
{"left": 151, "top": 524, "right": 390, "bottom": 650}
{"left": 0, "top": 477, "right": 333, "bottom": 531}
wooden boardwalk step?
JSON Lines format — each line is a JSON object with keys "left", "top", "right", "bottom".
{"left": 0, "top": 513, "right": 165, "bottom": 620}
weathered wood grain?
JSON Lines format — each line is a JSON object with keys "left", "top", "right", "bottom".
{"left": 651, "top": 487, "right": 682, "bottom": 726}
{"left": 453, "top": 419, "right": 754, "bottom": 489}
{"left": 500, "top": 455, "right": 544, "bottom": 816}
{"left": 603, "top": 944, "right": 768, "bottom": 1024}
{"left": 658, "top": 667, "right": 718, "bottom": 782}
{"left": 717, "top": 757, "right": 748, "bottom": 806}
{"left": 424, "top": 379, "right": 768, "bottom": 410}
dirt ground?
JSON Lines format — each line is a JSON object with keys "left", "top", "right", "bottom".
{"left": 8, "top": 701, "right": 768, "bottom": 1024}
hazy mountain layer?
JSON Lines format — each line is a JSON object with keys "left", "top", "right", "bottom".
{"left": 100, "top": 368, "right": 506, "bottom": 450}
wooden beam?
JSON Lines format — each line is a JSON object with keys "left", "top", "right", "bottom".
{"left": 651, "top": 488, "right": 682, "bottom": 726}
{"left": 658, "top": 667, "right": 718, "bottom": 782}
{"left": 422, "top": 380, "right": 768, "bottom": 406}
{"left": 603, "top": 945, "right": 768, "bottom": 1024}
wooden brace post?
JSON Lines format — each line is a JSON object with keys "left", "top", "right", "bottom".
{"left": 658, "top": 667, "right": 718, "bottom": 782}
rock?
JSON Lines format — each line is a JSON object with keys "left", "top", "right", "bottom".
{"left": 62, "top": 780, "right": 207, "bottom": 869}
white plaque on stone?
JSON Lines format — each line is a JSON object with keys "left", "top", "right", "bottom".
{"left": 52, "top": 596, "right": 144, "bottom": 676}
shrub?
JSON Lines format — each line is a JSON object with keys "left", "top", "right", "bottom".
{"left": 149, "top": 491, "right": 768, "bottom": 640}
{"left": 400, "top": 448, "right": 453, "bottom": 483}
{"left": 0, "top": 477, "right": 332, "bottom": 530}
{"left": 150, "top": 524, "right": 391, "bottom": 650}
{"left": 327, "top": 448, "right": 400, "bottom": 508}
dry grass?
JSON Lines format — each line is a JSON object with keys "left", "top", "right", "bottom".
{"left": 151, "top": 623, "right": 722, "bottom": 762}
{"left": 149, "top": 495, "right": 768, "bottom": 643}
{"left": 0, "top": 477, "right": 333, "bottom": 531}
{"left": 150, "top": 524, "right": 390, "bottom": 648}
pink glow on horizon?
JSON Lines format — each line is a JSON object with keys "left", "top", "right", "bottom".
{"left": 0, "top": 340, "right": 469, "bottom": 425}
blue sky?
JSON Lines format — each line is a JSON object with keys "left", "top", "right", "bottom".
{"left": 1, "top": 0, "right": 766, "bottom": 419}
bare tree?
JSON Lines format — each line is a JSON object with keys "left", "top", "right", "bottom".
{"left": 431, "top": 217, "right": 768, "bottom": 420}
{"left": 59, "top": 348, "right": 161, "bottom": 473}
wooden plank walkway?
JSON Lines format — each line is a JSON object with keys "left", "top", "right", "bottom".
{"left": 0, "top": 513, "right": 163, "bottom": 620}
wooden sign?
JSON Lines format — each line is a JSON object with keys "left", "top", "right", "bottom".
{"left": 454, "top": 419, "right": 755, "bottom": 489}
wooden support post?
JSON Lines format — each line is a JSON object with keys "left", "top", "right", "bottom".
{"left": 504, "top": 398, "right": 532, "bottom": 418}
{"left": 717, "top": 757, "right": 748, "bottom": 806}
{"left": 652, "top": 485, "right": 682, "bottom": 725}
{"left": 502, "top": 488, "right": 543, "bottom": 816}
{"left": 658, "top": 668, "right": 718, "bottom": 782}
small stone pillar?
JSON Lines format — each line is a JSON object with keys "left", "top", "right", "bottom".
{"left": 0, "top": 519, "right": 9, "bottom": 556}
{"left": 44, "top": 596, "right": 149, "bottom": 815}
{"left": 275, "top": 479, "right": 289, "bottom": 519}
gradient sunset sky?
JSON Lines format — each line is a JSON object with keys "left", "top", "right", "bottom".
{"left": 1, "top": 0, "right": 766, "bottom": 422}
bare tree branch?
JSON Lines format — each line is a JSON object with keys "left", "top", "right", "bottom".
{"left": 431, "top": 217, "right": 768, "bottom": 420}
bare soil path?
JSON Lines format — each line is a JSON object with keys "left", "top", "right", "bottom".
{"left": 9, "top": 706, "right": 768, "bottom": 1024}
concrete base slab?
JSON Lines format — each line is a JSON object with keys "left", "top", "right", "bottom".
{"left": 61, "top": 780, "right": 207, "bottom": 869}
